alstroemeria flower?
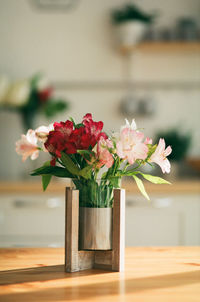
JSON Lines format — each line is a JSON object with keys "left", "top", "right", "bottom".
{"left": 116, "top": 119, "right": 148, "bottom": 164}
{"left": 82, "top": 113, "right": 107, "bottom": 143}
{"left": 144, "top": 137, "right": 153, "bottom": 145}
{"left": 16, "top": 130, "right": 39, "bottom": 161}
{"left": 35, "top": 124, "right": 54, "bottom": 142}
{"left": 121, "top": 118, "right": 137, "bottom": 131}
{"left": 96, "top": 137, "right": 114, "bottom": 169}
{"left": 150, "top": 138, "right": 172, "bottom": 173}
{"left": 45, "top": 120, "right": 75, "bottom": 157}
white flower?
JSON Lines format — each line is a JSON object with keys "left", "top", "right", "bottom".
{"left": 36, "top": 76, "right": 49, "bottom": 92}
{"left": 5, "top": 80, "right": 30, "bottom": 107}
{"left": 0, "top": 76, "right": 9, "bottom": 104}
{"left": 35, "top": 123, "right": 54, "bottom": 141}
{"left": 121, "top": 118, "right": 137, "bottom": 132}
{"left": 16, "top": 130, "right": 39, "bottom": 161}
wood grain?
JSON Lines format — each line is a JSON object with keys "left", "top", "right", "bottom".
{"left": 65, "top": 188, "right": 79, "bottom": 272}
{"left": 94, "top": 250, "right": 112, "bottom": 270}
{"left": 78, "top": 251, "right": 94, "bottom": 270}
{"left": 112, "top": 189, "right": 125, "bottom": 272}
{"left": 120, "top": 42, "right": 200, "bottom": 55}
{"left": 0, "top": 247, "right": 200, "bottom": 302}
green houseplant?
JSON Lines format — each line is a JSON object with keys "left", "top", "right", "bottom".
{"left": 111, "top": 3, "right": 155, "bottom": 46}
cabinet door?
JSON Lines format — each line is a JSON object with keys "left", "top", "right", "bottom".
{"left": 125, "top": 194, "right": 200, "bottom": 246}
{"left": 0, "top": 194, "right": 65, "bottom": 247}
{"left": 126, "top": 200, "right": 181, "bottom": 246}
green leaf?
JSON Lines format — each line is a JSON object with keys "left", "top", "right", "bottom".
{"left": 42, "top": 174, "right": 52, "bottom": 191}
{"left": 147, "top": 144, "right": 157, "bottom": 158}
{"left": 77, "top": 150, "right": 93, "bottom": 156}
{"left": 43, "top": 99, "right": 68, "bottom": 117}
{"left": 109, "top": 177, "right": 120, "bottom": 188}
{"left": 132, "top": 175, "right": 150, "bottom": 201}
{"left": 41, "top": 161, "right": 52, "bottom": 191}
{"left": 31, "top": 166, "right": 73, "bottom": 178}
{"left": 69, "top": 117, "right": 76, "bottom": 127}
{"left": 122, "top": 169, "right": 138, "bottom": 176}
{"left": 75, "top": 123, "right": 84, "bottom": 129}
{"left": 61, "top": 152, "right": 81, "bottom": 176}
{"left": 30, "top": 72, "right": 43, "bottom": 89}
{"left": 79, "top": 165, "right": 92, "bottom": 179}
{"left": 77, "top": 149, "right": 94, "bottom": 161}
{"left": 139, "top": 173, "right": 171, "bottom": 185}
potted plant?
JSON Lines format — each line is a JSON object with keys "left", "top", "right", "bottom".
{"left": 111, "top": 3, "right": 155, "bottom": 46}
{"left": 16, "top": 114, "right": 172, "bottom": 250}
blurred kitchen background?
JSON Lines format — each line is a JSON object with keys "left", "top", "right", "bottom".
{"left": 0, "top": 0, "right": 200, "bottom": 248}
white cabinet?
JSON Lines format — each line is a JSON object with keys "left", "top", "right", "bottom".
{"left": 0, "top": 192, "right": 200, "bottom": 247}
{"left": 0, "top": 194, "right": 65, "bottom": 247}
{"left": 125, "top": 194, "right": 200, "bottom": 246}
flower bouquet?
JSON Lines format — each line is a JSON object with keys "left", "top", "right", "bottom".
{"left": 16, "top": 113, "right": 172, "bottom": 250}
{"left": 16, "top": 113, "right": 172, "bottom": 202}
{"left": 0, "top": 73, "right": 68, "bottom": 131}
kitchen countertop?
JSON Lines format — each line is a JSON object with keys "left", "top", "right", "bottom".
{"left": 0, "top": 179, "right": 200, "bottom": 194}
{"left": 0, "top": 247, "right": 200, "bottom": 302}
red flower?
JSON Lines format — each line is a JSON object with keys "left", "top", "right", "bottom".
{"left": 45, "top": 114, "right": 107, "bottom": 160}
{"left": 50, "top": 158, "right": 56, "bottom": 166}
{"left": 38, "top": 87, "right": 53, "bottom": 103}
{"left": 83, "top": 113, "right": 107, "bottom": 144}
{"left": 44, "top": 120, "right": 74, "bottom": 157}
{"left": 54, "top": 120, "right": 73, "bottom": 136}
{"left": 70, "top": 127, "right": 93, "bottom": 150}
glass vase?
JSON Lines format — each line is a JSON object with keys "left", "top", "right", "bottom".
{"left": 72, "top": 178, "right": 119, "bottom": 250}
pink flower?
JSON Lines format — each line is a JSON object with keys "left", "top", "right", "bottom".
{"left": 16, "top": 130, "right": 39, "bottom": 161}
{"left": 144, "top": 137, "right": 153, "bottom": 145}
{"left": 96, "top": 137, "right": 114, "bottom": 169}
{"left": 150, "top": 138, "right": 172, "bottom": 173}
{"left": 116, "top": 123, "right": 148, "bottom": 164}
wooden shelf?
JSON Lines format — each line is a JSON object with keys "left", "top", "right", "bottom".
{"left": 120, "top": 41, "right": 200, "bottom": 55}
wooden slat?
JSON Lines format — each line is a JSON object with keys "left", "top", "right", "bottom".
{"left": 112, "top": 189, "right": 125, "bottom": 272}
{"left": 94, "top": 250, "right": 112, "bottom": 270}
{"left": 65, "top": 188, "right": 79, "bottom": 272}
{"left": 78, "top": 251, "right": 94, "bottom": 270}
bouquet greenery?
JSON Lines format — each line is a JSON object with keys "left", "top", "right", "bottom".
{"left": 16, "top": 114, "right": 172, "bottom": 206}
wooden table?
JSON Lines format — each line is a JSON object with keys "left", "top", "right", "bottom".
{"left": 0, "top": 248, "right": 200, "bottom": 302}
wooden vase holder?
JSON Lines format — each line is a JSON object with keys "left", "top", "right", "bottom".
{"left": 65, "top": 187, "right": 125, "bottom": 272}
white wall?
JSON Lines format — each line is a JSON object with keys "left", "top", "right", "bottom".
{"left": 0, "top": 0, "right": 200, "bottom": 179}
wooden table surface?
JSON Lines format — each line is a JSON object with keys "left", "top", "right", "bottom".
{"left": 0, "top": 247, "right": 200, "bottom": 302}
